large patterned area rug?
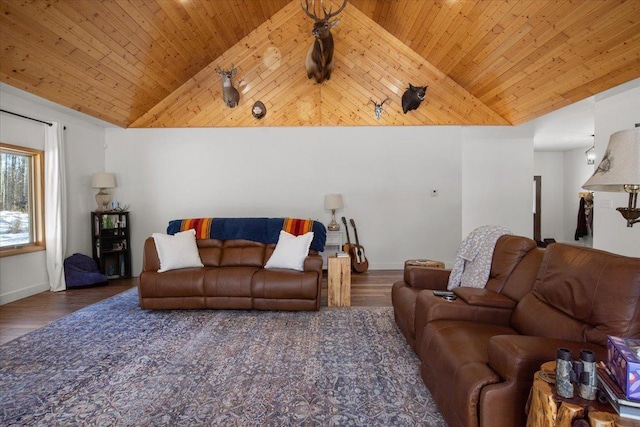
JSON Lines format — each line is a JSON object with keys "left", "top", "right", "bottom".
{"left": 1, "top": 288, "right": 445, "bottom": 426}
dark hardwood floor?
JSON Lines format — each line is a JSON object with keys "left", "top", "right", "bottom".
{"left": 0, "top": 279, "right": 135, "bottom": 345}
{"left": 0, "top": 270, "right": 401, "bottom": 345}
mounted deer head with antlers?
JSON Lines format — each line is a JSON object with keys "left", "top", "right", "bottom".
{"left": 370, "top": 97, "right": 389, "bottom": 120}
{"left": 301, "top": 0, "right": 347, "bottom": 84}
{"left": 216, "top": 65, "right": 240, "bottom": 108}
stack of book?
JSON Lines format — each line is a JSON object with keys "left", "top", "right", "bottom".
{"left": 597, "top": 362, "right": 640, "bottom": 420}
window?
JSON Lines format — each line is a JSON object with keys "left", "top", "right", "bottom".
{"left": 0, "top": 143, "right": 45, "bottom": 256}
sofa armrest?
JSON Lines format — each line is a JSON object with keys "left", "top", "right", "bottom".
{"left": 304, "top": 254, "right": 323, "bottom": 273}
{"left": 404, "top": 266, "right": 451, "bottom": 290}
{"left": 142, "top": 237, "right": 160, "bottom": 272}
{"left": 488, "top": 335, "right": 607, "bottom": 382}
{"left": 453, "top": 288, "right": 516, "bottom": 309}
{"left": 415, "top": 289, "right": 514, "bottom": 327}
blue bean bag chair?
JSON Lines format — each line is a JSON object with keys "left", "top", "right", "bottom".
{"left": 64, "top": 253, "right": 108, "bottom": 288}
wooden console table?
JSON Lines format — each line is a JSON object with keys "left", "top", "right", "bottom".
{"left": 526, "top": 361, "right": 640, "bottom": 427}
{"left": 327, "top": 255, "right": 351, "bottom": 307}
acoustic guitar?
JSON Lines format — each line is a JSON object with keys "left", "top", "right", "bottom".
{"left": 341, "top": 217, "right": 357, "bottom": 265}
{"left": 349, "top": 218, "right": 369, "bottom": 273}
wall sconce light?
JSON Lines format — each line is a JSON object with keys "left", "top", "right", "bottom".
{"left": 585, "top": 145, "right": 596, "bottom": 165}
{"left": 91, "top": 172, "right": 116, "bottom": 212}
{"left": 324, "top": 194, "right": 343, "bottom": 231}
{"left": 582, "top": 127, "right": 640, "bottom": 227}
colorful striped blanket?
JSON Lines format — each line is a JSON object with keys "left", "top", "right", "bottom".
{"left": 167, "top": 217, "right": 327, "bottom": 252}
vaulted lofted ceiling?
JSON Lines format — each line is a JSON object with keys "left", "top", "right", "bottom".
{"left": 1, "top": 0, "right": 639, "bottom": 128}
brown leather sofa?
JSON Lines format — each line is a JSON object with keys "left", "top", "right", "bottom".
{"left": 392, "top": 238, "right": 640, "bottom": 427}
{"left": 139, "top": 237, "right": 323, "bottom": 311}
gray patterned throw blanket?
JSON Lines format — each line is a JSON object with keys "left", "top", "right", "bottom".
{"left": 447, "top": 225, "right": 512, "bottom": 290}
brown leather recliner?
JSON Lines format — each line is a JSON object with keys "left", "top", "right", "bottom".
{"left": 411, "top": 243, "right": 640, "bottom": 427}
{"left": 392, "top": 235, "right": 543, "bottom": 351}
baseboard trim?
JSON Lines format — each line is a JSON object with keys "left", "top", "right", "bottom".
{"left": 0, "top": 282, "right": 50, "bottom": 305}
{"left": 368, "top": 261, "right": 408, "bottom": 270}
{"left": 324, "top": 261, "right": 452, "bottom": 270}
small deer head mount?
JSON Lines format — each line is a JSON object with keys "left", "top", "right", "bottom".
{"left": 216, "top": 65, "right": 240, "bottom": 108}
{"left": 401, "top": 84, "right": 428, "bottom": 114}
{"left": 369, "top": 97, "right": 389, "bottom": 120}
{"left": 301, "top": 0, "right": 347, "bottom": 84}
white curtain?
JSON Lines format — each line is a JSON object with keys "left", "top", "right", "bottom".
{"left": 45, "top": 122, "right": 67, "bottom": 292}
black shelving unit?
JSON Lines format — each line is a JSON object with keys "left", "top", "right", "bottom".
{"left": 91, "top": 211, "right": 131, "bottom": 279}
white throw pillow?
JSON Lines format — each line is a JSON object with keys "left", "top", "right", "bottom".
{"left": 152, "top": 229, "right": 204, "bottom": 273}
{"left": 264, "top": 230, "right": 314, "bottom": 271}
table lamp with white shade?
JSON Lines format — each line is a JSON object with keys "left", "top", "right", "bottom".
{"left": 324, "top": 194, "right": 343, "bottom": 231}
{"left": 91, "top": 172, "right": 116, "bottom": 211}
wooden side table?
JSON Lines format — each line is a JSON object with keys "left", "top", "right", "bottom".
{"left": 328, "top": 255, "right": 351, "bottom": 307}
{"left": 526, "top": 361, "right": 640, "bottom": 427}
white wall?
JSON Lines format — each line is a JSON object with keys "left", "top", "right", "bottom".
{"left": 592, "top": 82, "right": 640, "bottom": 256}
{"left": 462, "top": 134, "right": 534, "bottom": 238}
{"left": 105, "top": 126, "right": 467, "bottom": 274}
{"left": 105, "top": 125, "right": 539, "bottom": 276}
{"left": 534, "top": 151, "right": 564, "bottom": 241}
{"left": 0, "top": 85, "right": 107, "bottom": 304}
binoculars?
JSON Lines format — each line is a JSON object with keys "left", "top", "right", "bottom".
{"left": 555, "top": 348, "right": 598, "bottom": 400}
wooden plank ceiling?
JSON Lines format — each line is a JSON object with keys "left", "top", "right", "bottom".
{"left": 1, "top": 0, "right": 639, "bottom": 128}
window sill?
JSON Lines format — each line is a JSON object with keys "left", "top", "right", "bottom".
{"left": 0, "top": 244, "right": 46, "bottom": 258}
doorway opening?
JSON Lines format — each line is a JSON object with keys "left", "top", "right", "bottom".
{"left": 533, "top": 175, "right": 541, "bottom": 242}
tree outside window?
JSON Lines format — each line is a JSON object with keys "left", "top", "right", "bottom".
{"left": 0, "top": 143, "right": 45, "bottom": 256}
